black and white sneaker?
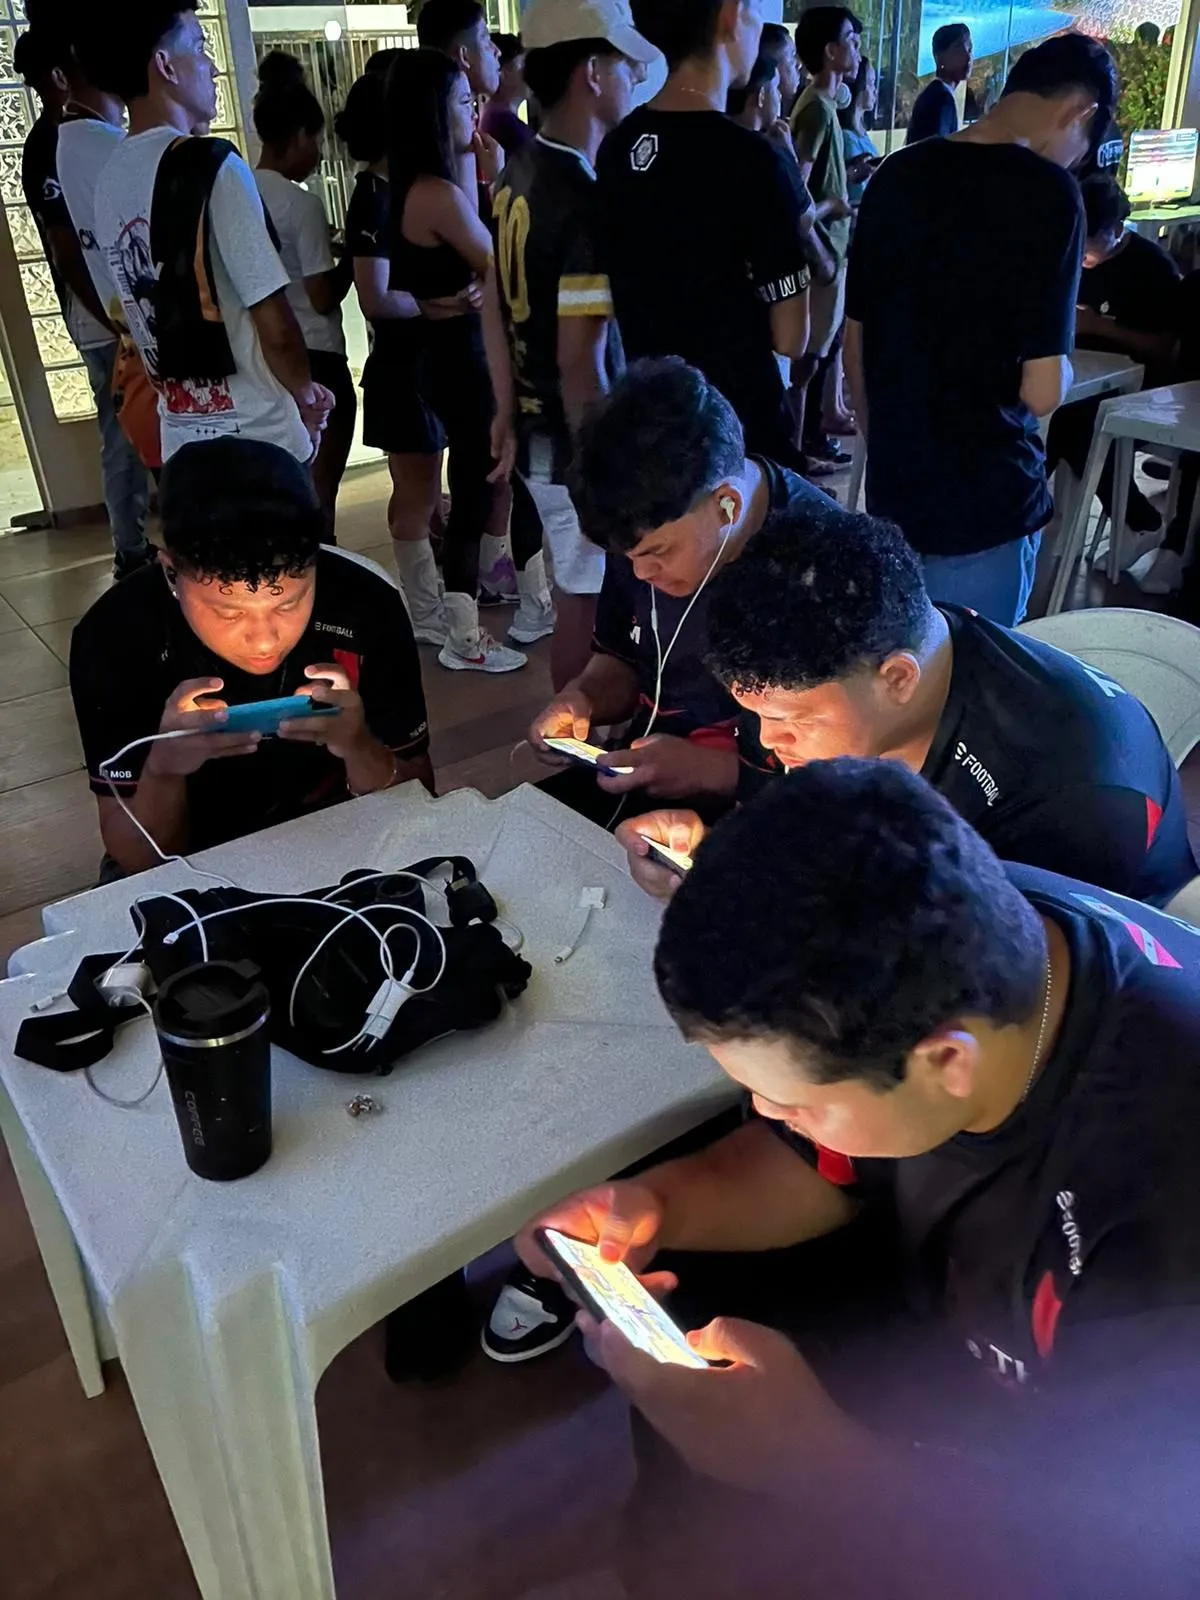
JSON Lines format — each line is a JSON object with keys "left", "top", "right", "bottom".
{"left": 481, "top": 1267, "right": 577, "bottom": 1363}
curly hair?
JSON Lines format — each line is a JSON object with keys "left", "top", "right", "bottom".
{"left": 705, "top": 507, "right": 935, "bottom": 694}
{"left": 654, "top": 760, "right": 1046, "bottom": 1091}
{"left": 572, "top": 358, "right": 746, "bottom": 553}
{"left": 160, "top": 440, "right": 323, "bottom": 589}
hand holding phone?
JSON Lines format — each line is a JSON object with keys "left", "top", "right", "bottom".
{"left": 145, "top": 677, "right": 265, "bottom": 779}
{"left": 531, "top": 690, "right": 595, "bottom": 764}
{"left": 538, "top": 1227, "right": 707, "bottom": 1368}
{"left": 617, "top": 811, "right": 707, "bottom": 900}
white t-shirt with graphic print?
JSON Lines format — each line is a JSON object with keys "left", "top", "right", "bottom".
{"left": 93, "top": 125, "right": 312, "bottom": 462}
{"left": 254, "top": 167, "right": 346, "bottom": 358}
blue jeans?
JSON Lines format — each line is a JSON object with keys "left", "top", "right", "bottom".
{"left": 919, "top": 533, "right": 1041, "bottom": 626}
{"left": 82, "top": 342, "right": 151, "bottom": 559}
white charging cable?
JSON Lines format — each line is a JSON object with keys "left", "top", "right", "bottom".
{"left": 100, "top": 730, "right": 237, "bottom": 887}
{"left": 87, "top": 738, "right": 457, "bottom": 1064}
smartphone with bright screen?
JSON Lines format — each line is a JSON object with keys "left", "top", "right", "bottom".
{"left": 541, "top": 736, "right": 635, "bottom": 776}
{"left": 538, "top": 1227, "right": 708, "bottom": 1368}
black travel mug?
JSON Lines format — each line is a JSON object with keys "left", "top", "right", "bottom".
{"left": 154, "top": 960, "right": 272, "bottom": 1181}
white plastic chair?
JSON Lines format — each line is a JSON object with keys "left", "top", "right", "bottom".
{"left": 1018, "top": 608, "right": 1200, "bottom": 765}
{"left": 1046, "top": 382, "right": 1200, "bottom": 614}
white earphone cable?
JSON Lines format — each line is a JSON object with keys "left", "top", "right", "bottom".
{"left": 92, "top": 735, "right": 455, "bottom": 1065}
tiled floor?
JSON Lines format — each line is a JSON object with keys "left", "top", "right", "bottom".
{"left": 1, "top": 461, "right": 1198, "bottom": 1599}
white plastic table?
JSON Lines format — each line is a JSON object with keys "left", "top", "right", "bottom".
{"left": 845, "top": 350, "right": 1143, "bottom": 511}
{"left": 0, "top": 783, "right": 734, "bottom": 1600}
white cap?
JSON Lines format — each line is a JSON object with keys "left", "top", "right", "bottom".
{"left": 521, "top": 0, "right": 660, "bottom": 66}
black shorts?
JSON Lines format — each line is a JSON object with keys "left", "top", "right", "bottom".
{"left": 308, "top": 348, "right": 358, "bottom": 424}
{"left": 360, "top": 325, "right": 446, "bottom": 457}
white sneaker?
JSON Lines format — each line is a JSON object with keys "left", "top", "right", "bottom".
{"left": 1091, "top": 525, "right": 1163, "bottom": 573}
{"left": 438, "top": 591, "right": 527, "bottom": 673}
{"left": 1132, "top": 547, "right": 1184, "bottom": 595}
{"left": 508, "top": 552, "right": 556, "bottom": 644}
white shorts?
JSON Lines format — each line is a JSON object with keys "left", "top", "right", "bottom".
{"left": 521, "top": 474, "right": 605, "bottom": 597}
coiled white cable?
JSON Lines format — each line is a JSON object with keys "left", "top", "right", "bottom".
{"left": 92, "top": 734, "right": 453, "bottom": 1062}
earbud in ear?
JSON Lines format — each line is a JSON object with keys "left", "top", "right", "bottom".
{"left": 719, "top": 495, "right": 736, "bottom": 524}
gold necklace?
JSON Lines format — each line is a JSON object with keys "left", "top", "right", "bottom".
{"left": 673, "top": 85, "right": 721, "bottom": 106}
{"left": 1020, "top": 958, "right": 1054, "bottom": 1103}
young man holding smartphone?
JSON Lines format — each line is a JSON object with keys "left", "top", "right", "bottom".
{"left": 520, "top": 760, "right": 1200, "bottom": 1598}
{"left": 485, "top": 356, "right": 830, "bottom": 1362}
{"left": 70, "top": 439, "right": 431, "bottom": 877}
{"left": 619, "top": 505, "right": 1195, "bottom": 908}
{"left": 522, "top": 358, "right": 830, "bottom": 831}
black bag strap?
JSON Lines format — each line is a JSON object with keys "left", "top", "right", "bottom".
{"left": 14, "top": 953, "right": 146, "bottom": 1073}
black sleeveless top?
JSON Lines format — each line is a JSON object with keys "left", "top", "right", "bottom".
{"left": 389, "top": 178, "right": 474, "bottom": 300}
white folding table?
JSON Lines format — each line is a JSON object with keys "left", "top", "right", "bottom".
{"left": 0, "top": 783, "right": 734, "bottom": 1600}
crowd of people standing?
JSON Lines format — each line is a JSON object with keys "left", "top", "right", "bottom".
{"left": 15, "top": 3, "right": 1200, "bottom": 1596}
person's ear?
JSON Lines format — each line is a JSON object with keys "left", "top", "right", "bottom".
{"left": 153, "top": 46, "right": 178, "bottom": 88}
{"left": 876, "top": 650, "right": 922, "bottom": 706}
{"left": 714, "top": 483, "right": 742, "bottom": 529}
{"left": 909, "top": 1029, "right": 979, "bottom": 1102}
{"left": 51, "top": 66, "right": 70, "bottom": 96}
{"left": 717, "top": 0, "right": 742, "bottom": 42}
{"left": 582, "top": 54, "right": 603, "bottom": 97}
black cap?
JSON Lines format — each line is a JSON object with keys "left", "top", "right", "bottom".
{"left": 155, "top": 961, "right": 270, "bottom": 1048}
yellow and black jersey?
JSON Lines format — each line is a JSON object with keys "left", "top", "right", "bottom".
{"left": 491, "top": 135, "right": 619, "bottom": 481}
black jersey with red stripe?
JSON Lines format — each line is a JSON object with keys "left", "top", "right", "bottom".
{"left": 737, "top": 604, "right": 1194, "bottom": 905}
{"left": 777, "top": 863, "right": 1200, "bottom": 1414}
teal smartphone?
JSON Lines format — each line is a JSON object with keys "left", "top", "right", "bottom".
{"left": 220, "top": 696, "right": 339, "bottom": 737}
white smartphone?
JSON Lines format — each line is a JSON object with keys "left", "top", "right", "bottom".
{"left": 542, "top": 736, "right": 635, "bottom": 776}
{"left": 537, "top": 1226, "right": 708, "bottom": 1368}
{"left": 644, "top": 839, "right": 694, "bottom": 876}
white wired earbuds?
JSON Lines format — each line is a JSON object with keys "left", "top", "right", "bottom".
{"left": 644, "top": 491, "right": 740, "bottom": 743}
{"left": 606, "top": 490, "right": 741, "bottom": 830}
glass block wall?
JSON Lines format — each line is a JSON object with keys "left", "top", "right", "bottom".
{"left": 0, "top": 0, "right": 242, "bottom": 424}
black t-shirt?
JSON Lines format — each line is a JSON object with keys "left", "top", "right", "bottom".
{"left": 846, "top": 140, "right": 1083, "bottom": 556}
{"left": 1078, "top": 231, "right": 1180, "bottom": 332}
{"left": 595, "top": 110, "right": 811, "bottom": 462}
{"left": 778, "top": 863, "right": 1200, "bottom": 1448}
{"left": 738, "top": 605, "right": 1194, "bottom": 905}
{"left": 905, "top": 79, "right": 957, "bottom": 144}
{"left": 69, "top": 549, "right": 429, "bottom": 853}
{"left": 491, "top": 135, "right": 621, "bottom": 482}
{"left": 345, "top": 170, "right": 418, "bottom": 371}
{"left": 22, "top": 111, "right": 73, "bottom": 323}
{"left": 594, "top": 460, "right": 827, "bottom": 743}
